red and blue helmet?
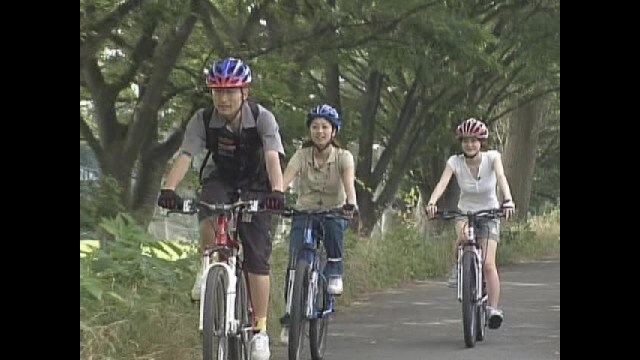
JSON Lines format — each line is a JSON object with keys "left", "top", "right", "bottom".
{"left": 205, "top": 57, "right": 252, "bottom": 88}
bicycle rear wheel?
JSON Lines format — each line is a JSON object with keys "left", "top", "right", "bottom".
{"left": 309, "top": 273, "right": 329, "bottom": 360}
{"left": 461, "top": 251, "right": 477, "bottom": 348}
{"left": 203, "top": 266, "right": 230, "bottom": 360}
{"left": 289, "top": 258, "right": 311, "bottom": 360}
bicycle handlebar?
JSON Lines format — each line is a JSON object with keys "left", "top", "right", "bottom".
{"left": 434, "top": 208, "right": 506, "bottom": 221}
{"left": 167, "top": 198, "right": 262, "bottom": 215}
{"left": 277, "top": 207, "right": 352, "bottom": 220}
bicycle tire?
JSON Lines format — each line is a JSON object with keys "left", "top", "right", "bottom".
{"left": 289, "top": 258, "right": 311, "bottom": 360}
{"left": 475, "top": 279, "right": 487, "bottom": 342}
{"left": 203, "top": 266, "right": 230, "bottom": 360}
{"left": 309, "top": 272, "right": 329, "bottom": 360}
{"left": 461, "top": 251, "right": 477, "bottom": 348}
{"left": 230, "top": 270, "right": 250, "bottom": 360}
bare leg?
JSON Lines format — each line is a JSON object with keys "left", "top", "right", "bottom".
{"left": 482, "top": 239, "right": 500, "bottom": 308}
{"left": 248, "top": 273, "right": 270, "bottom": 330}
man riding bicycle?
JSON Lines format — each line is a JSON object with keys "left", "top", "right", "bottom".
{"left": 157, "top": 57, "right": 285, "bottom": 360}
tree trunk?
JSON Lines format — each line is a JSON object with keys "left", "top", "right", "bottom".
{"left": 503, "top": 97, "right": 544, "bottom": 220}
{"left": 355, "top": 70, "right": 383, "bottom": 236}
{"left": 417, "top": 151, "right": 460, "bottom": 240}
{"left": 131, "top": 156, "right": 166, "bottom": 226}
{"left": 356, "top": 189, "right": 376, "bottom": 236}
{"left": 325, "top": 62, "right": 342, "bottom": 112}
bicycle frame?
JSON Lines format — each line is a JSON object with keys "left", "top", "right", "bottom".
{"left": 435, "top": 209, "right": 502, "bottom": 303}
{"left": 301, "top": 220, "right": 331, "bottom": 320}
{"left": 178, "top": 199, "right": 259, "bottom": 336}
{"left": 284, "top": 210, "right": 343, "bottom": 321}
{"left": 456, "top": 219, "right": 485, "bottom": 305}
{"left": 435, "top": 208, "right": 504, "bottom": 347}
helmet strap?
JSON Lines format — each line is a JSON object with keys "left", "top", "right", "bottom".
{"left": 314, "top": 140, "right": 333, "bottom": 152}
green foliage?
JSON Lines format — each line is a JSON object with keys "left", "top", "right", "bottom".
{"left": 80, "top": 175, "right": 125, "bottom": 238}
{"left": 80, "top": 213, "right": 199, "bottom": 359}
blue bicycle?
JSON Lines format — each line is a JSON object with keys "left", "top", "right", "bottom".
{"left": 280, "top": 208, "right": 349, "bottom": 360}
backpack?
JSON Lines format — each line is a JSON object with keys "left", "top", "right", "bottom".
{"left": 198, "top": 100, "right": 261, "bottom": 183}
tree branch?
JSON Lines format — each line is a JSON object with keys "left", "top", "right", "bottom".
{"left": 80, "top": 114, "right": 104, "bottom": 163}
{"left": 487, "top": 86, "right": 559, "bottom": 123}
{"left": 81, "top": 0, "right": 146, "bottom": 60}
{"left": 483, "top": 65, "right": 525, "bottom": 118}
{"left": 200, "top": 0, "right": 239, "bottom": 48}
{"left": 109, "top": 19, "right": 158, "bottom": 94}
{"left": 123, "top": 3, "right": 198, "bottom": 164}
{"left": 239, "top": 0, "right": 275, "bottom": 45}
{"left": 160, "top": 84, "right": 195, "bottom": 108}
{"left": 370, "top": 74, "right": 421, "bottom": 186}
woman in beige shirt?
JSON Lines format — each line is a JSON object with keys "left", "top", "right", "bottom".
{"left": 278, "top": 104, "right": 357, "bottom": 343}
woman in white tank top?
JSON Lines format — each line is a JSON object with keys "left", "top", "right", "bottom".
{"left": 424, "top": 118, "right": 515, "bottom": 330}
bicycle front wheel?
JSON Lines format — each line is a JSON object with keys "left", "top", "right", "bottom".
{"left": 461, "top": 251, "right": 478, "bottom": 348}
{"left": 475, "top": 279, "right": 487, "bottom": 342}
{"left": 203, "top": 266, "right": 230, "bottom": 360}
{"left": 230, "top": 269, "right": 250, "bottom": 360}
{"left": 289, "top": 258, "right": 311, "bottom": 360}
{"left": 309, "top": 272, "right": 329, "bottom": 360}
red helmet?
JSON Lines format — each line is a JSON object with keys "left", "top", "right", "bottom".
{"left": 456, "top": 118, "right": 488, "bottom": 139}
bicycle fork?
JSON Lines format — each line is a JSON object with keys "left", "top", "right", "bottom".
{"left": 284, "top": 262, "right": 318, "bottom": 320}
{"left": 199, "top": 259, "right": 239, "bottom": 337}
{"left": 457, "top": 247, "right": 486, "bottom": 306}
{"left": 284, "top": 269, "right": 295, "bottom": 316}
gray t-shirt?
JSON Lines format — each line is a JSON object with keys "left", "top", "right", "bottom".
{"left": 446, "top": 150, "right": 500, "bottom": 212}
{"left": 179, "top": 102, "right": 285, "bottom": 179}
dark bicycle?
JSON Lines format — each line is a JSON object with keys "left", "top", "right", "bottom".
{"left": 280, "top": 208, "right": 350, "bottom": 360}
{"left": 434, "top": 208, "right": 505, "bottom": 348}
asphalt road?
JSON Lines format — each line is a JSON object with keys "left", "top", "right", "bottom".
{"left": 271, "top": 260, "right": 560, "bottom": 360}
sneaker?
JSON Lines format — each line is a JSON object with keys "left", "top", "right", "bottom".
{"left": 487, "top": 306, "right": 504, "bottom": 329}
{"left": 447, "top": 265, "right": 457, "bottom": 288}
{"left": 280, "top": 325, "right": 289, "bottom": 345}
{"left": 191, "top": 271, "right": 203, "bottom": 301}
{"left": 328, "top": 277, "right": 343, "bottom": 295}
{"left": 250, "top": 332, "right": 271, "bottom": 360}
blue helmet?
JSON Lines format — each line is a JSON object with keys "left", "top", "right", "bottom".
{"left": 205, "top": 57, "right": 252, "bottom": 88}
{"left": 306, "top": 104, "right": 342, "bottom": 130}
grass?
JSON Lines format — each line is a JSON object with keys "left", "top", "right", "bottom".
{"left": 80, "top": 209, "right": 559, "bottom": 359}
{"left": 80, "top": 240, "right": 192, "bottom": 260}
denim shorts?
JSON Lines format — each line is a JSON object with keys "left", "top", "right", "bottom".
{"left": 458, "top": 217, "right": 500, "bottom": 242}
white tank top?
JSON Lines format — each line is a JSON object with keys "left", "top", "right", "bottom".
{"left": 446, "top": 150, "right": 500, "bottom": 212}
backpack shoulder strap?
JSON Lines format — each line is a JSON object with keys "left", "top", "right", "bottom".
{"left": 248, "top": 100, "right": 260, "bottom": 123}
{"left": 202, "top": 106, "right": 214, "bottom": 129}
{"left": 197, "top": 103, "right": 261, "bottom": 183}
{"left": 199, "top": 107, "right": 214, "bottom": 183}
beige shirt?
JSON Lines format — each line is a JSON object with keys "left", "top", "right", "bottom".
{"left": 288, "top": 146, "right": 354, "bottom": 210}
